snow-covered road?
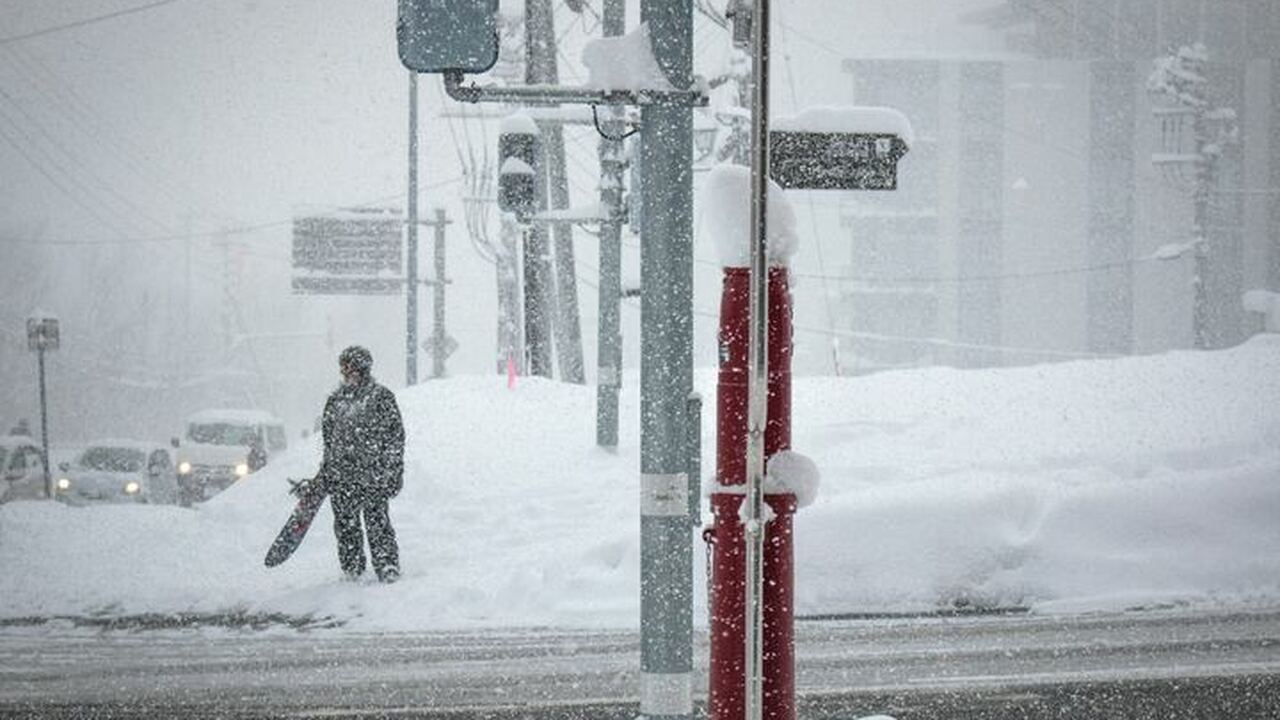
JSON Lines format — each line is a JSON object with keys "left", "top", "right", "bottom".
{"left": 2, "top": 609, "right": 1277, "bottom": 717}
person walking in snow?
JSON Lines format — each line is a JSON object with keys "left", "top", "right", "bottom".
{"left": 320, "top": 345, "right": 405, "bottom": 583}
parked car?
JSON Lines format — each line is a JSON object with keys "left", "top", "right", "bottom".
{"left": 54, "top": 441, "right": 181, "bottom": 506}
{"left": 0, "top": 433, "right": 47, "bottom": 503}
{"left": 175, "top": 409, "right": 287, "bottom": 505}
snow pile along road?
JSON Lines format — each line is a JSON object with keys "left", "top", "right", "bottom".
{"left": 1, "top": 336, "right": 1279, "bottom": 630}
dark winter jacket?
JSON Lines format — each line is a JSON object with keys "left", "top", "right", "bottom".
{"left": 320, "top": 376, "right": 405, "bottom": 499}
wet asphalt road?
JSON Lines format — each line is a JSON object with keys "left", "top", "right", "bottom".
{"left": 0, "top": 608, "right": 1277, "bottom": 718}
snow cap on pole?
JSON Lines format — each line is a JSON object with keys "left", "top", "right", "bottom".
{"left": 699, "top": 163, "right": 798, "bottom": 268}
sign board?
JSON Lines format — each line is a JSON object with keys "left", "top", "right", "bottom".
{"left": 291, "top": 277, "right": 404, "bottom": 296}
{"left": 398, "top": 0, "right": 501, "bottom": 74}
{"left": 423, "top": 333, "right": 459, "bottom": 359}
{"left": 26, "top": 317, "right": 59, "bottom": 352}
{"left": 769, "top": 132, "right": 908, "bottom": 191}
{"left": 292, "top": 208, "right": 404, "bottom": 296}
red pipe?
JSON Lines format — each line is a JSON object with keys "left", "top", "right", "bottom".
{"left": 708, "top": 266, "right": 795, "bottom": 720}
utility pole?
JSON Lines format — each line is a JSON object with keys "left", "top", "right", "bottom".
{"left": 525, "top": 0, "right": 586, "bottom": 383}
{"left": 1148, "top": 43, "right": 1237, "bottom": 350}
{"left": 407, "top": 71, "right": 421, "bottom": 385}
{"left": 522, "top": 0, "right": 558, "bottom": 379}
{"left": 638, "top": 1, "right": 695, "bottom": 718}
{"left": 595, "top": 0, "right": 626, "bottom": 449}
{"left": 497, "top": 214, "right": 523, "bottom": 375}
{"left": 26, "top": 315, "right": 58, "bottom": 500}
{"left": 430, "top": 207, "right": 449, "bottom": 377}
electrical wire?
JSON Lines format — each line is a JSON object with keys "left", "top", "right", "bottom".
{"left": 0, "top": 45, "right": 210, "bottom": 226}
{"left": 0, "top": 177, "right": 465, "bottom": 246}
{"left": 572, "top": 257, "right": 1119, "bottom": 362}
{"left": 0, "top": 0, "right": 188, "bottom": 46}
{"left": 0, "top": 107, "right": 137, "bottom": 237}
{"left": 0, "top": 83, "right": 173, "bottom": 234}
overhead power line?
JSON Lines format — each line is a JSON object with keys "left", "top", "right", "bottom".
{"left": 0, "top": 0, "right": 187, "bottom": 46}
{"left": 0, "top": 176, "right": 465, "bottom": 246}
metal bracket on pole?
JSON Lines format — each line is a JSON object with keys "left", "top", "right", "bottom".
{"left": 443, "top": 70, "right": 709, "bottom": 108}
{"left": 744, "top": 0, "right": 771, "bottom": 718}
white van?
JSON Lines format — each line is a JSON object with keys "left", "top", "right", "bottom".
{"left": 175, "top": 409, "right": 287, "bottom": 505}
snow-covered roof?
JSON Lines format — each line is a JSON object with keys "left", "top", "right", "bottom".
{"left": 0, "top": 434, "right": 37, "bottom": 448}
{"left": 185, "top": 409, "right": 284, "bottom": 426}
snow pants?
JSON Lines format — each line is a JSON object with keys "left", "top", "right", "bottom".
{"left": 329, "top": 483, "right": 399, "bottom": 580}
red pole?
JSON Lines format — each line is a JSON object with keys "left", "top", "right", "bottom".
{"left": 708, "top": 266, "right": 795, "bottom": 720}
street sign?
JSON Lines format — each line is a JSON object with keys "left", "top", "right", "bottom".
{"left": 398, "top": 0, "right": 501, "bottom": 74}
{"left": 291, "top": 277, "right": 404, "bottom": 296}
{"left": 768, "top": 132, "right": 908, "bottom": 191}
{"left": 26, "top": 317, "right": 59, "bottom": 352}
{"left": 422, "top": 333, "right": 459, "bottom": 359}
{"left": 292, "top": 208, "right": 403, "bottom": 275}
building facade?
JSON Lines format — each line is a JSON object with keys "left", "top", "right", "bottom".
{"left": 837, "top": 0, "right": 1280, "bottom": 373}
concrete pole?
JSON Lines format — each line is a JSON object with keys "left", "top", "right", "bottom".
{"left": 596, "top": 0, "right": 626, "bottom": 449}
{"left": 523, "top": 0, "right": 555, "bottom": 378}
{"left": 526, "top": 0, "right": 586, "bottom": 383}
{"left": 1192, "top": 107, "right": 1213, "bottom": 350}
{"left": 639, "top": 1, "right": 694, "bottom": 719}
{"left": 432, "top": 207, "right": 448, "bottom": 377}
{"left": 407, "top": 71, "right": 420, "bottom": 386}
{"left": 546, "top": 131, "right": 587, "bottom": 384}
{"left": 497, "top": 215, "right": 523, "bottom": 374}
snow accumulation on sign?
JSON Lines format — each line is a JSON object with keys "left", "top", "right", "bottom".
{"left": 770, "top": 106, "right": 913, "bottom": 191}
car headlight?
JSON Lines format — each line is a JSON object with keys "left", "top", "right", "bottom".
{"left": 234, "top": 463, "right": 249, "bottom": 477}
{"left": 123, "top": 481, "right": 141, "bottom": 495}
{"left": 178, "top": 461, "right": 192, "bottom": 474}
{"left": 56, "top": 478, "right": 71, "bottom": 491}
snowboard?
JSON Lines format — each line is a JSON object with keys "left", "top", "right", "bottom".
{"left": 264, "top": 477, "right": 328, "bottom": 568}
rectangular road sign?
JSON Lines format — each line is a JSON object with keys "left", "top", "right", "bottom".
{"left": 26, "top": 317, "right": 60, "bottom": 352}
{"left": 769, "top": 132, "right": 908, "bottom": 191}
{"left": 291, "top": 276, "right": 404, "bottom": 296}
{"left": 398, "top": 0, "right": 500, "bottom": 74}
{"left": 292, "top": 208, "right": 403, "bottom": 276}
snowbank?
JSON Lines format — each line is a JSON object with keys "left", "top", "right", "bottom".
{"left": 2, "top": 336, "right": 1279, "bottom": 630}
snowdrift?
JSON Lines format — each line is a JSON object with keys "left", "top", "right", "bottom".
{"left": 2, "top": 336, "right": 1279, "bottom": 631}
